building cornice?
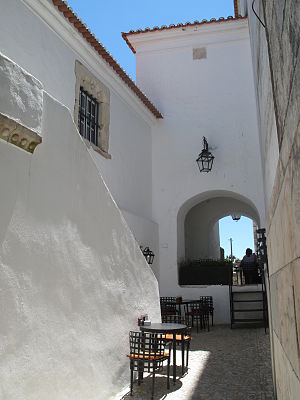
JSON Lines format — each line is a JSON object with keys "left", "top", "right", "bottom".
{"left": 123, "top": 16, "right": 248, "bottom": 54}
{"left": 125, "top": 19, "right": 249, "bottom": 56}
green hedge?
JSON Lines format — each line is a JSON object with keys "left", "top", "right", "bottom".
{"left": 178, "top": 259, "right": 233, "bottom": 285}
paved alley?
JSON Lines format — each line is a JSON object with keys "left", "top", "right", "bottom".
{"left": 116, "top": 325, "right": 274, "bottom": 400}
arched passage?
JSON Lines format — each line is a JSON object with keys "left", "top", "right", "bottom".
{"left": 177, "top": 190, "right": 261, "bottom": 261}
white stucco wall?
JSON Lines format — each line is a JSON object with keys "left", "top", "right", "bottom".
{"left": 121, "top": 209, "right": 159, "bottom": 280}
{"left": 177, "top": 285, "right": 231, "bottom": 324}
{"left": 0, "top": 54, "right": 160, "bottom": 399}
{"left": 0, "top": 0, "right": 156, "bottom": 248}
{"left": 130, "top": 20, "right": 265, "bottom": 306}
{"left": 185, "top": 210, "right": 220, "bottom": 260}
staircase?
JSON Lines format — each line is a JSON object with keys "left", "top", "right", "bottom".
{"left": 229, "top": 269, "right": 268, "bottom": 332}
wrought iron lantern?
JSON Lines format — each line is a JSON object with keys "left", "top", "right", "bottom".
{"left": 196, "top": 136, "right": 215, "bottom": 173}
{"left": 256, "top": 228, "right": 267, "bottom": 263}
{"left": 141, "top": 246, "right": 155, "bottom": 265}
{"left": 231, "top": 213, "right": 241, "bottom": 221}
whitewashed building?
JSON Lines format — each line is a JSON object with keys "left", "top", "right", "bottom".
{"left": 122, "top": 10, "right": 265, "bottom": 317}
{"left": 0, "top": 0, "right": 299, "bottom": 399}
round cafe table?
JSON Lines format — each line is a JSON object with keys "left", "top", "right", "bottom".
{"left": 140, "top": 322, "right": 186, "bottom": 383}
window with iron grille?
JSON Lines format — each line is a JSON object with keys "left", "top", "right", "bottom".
{"left": 75, "top": 61, "right": 110, "bottom": 158}
{"left": 78, "top": 87, "right": 99, "bottom": 146}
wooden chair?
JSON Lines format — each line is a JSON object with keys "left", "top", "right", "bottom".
{"left": 161, "top": 314, "right": 192, "bottom": 369}
{"left": 128, "top": 331, "right": 171, "bottom": 399}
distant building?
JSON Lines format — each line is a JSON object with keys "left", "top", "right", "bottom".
{"left": 220, "top": 247, "right": 225, "bottom": 261}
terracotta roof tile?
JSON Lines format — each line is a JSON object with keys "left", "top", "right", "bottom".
{"left": 51, "top": 0, "right": 162, "bottom": 119}
{"left": 122, "top": 15, "right": 247, "bottom": 54}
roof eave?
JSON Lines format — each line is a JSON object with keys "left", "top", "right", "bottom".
{"left": 51, "top": 0, "right": 162, "bottom": 119}
{"left": 122, "top": 16, "right": 248, "bottom": 54}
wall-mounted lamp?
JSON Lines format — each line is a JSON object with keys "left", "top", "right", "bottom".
{"left": 231, "top": 213, "right": 241, "bottom": 221}
{"left": 196, "top": 136, "right": 214, "bottom": 173}
{"left": 140, "top": 246, "right": 155, "bottom": 265}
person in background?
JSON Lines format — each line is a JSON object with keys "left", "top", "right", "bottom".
{"left": 240, "top": 248, "right": 259, "bottom": 284}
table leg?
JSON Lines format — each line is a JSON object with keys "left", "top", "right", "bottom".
{"left": 181, "top": 333, "right": 184, "bottom": 376}
{"left": 173, "top": 336, "right": 176, "bottom": 384}
{"left": 138, "top": 334, "right": 145, "bottom": 382}
{"left": 138, "top": 360, "right": 143, "bottom": 384}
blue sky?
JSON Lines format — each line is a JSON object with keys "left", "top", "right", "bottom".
{"left": 219, "top": 216, "right": 255, "bottom": 260}
{"left": 67, "top": 0, "right": 235, "bottom": 80}
{"left": 66, "top": 0, "right": 253, "bottom": 259}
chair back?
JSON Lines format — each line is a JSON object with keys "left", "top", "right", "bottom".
{"left": 199, "top": 296, "right": 213, "bottom": 309}
{"left": 161, "top": 314, "right": 191, "bottom": 336}
{"left": 129, "top": 331, "right": 168, "bottom": 371}
{"left": 160, "top": 297, "right": 178, "bottom": 316}
{"left": 160, "top": 296, "right": 176, "bottom": 304}
{"left": 191, "top": 301, "right": 209, "bottom": 313}
{"left": 161, "top": 314, "right": 184, "bottom": 324}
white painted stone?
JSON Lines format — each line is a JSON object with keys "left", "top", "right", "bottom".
{"left": 246, "top": 0, "right": 279, "bottom": 216}
{"left": 0, "top": 1, "right": 266, "bottom": 314}
{"left": 0, "top": 92, "right": 160, "bottom": 400}
{"left": 247, "top": 0, "right": 300, "bottom": 397}
{"left": 267, "top": 162, "right": 297, "bottom": 275}
{"left": 277, "top": 265, "right": 300, "bottom": 376}
{"left": 130, "top": 20, "right": 265, "bottom": 302}
{"left": 121, "top": 208, "right": 160, "bottom": 280}
{"left": 0, "top": 0, "right": 155, "bottom": 230}
{"left": 0, "top": 52, "right": 43, "bottom": 135}
{"left": 176, "top": 285, "right": 231, "bottom": 324}
{"left": 293, "top": 258, "right": 300, "bottom": 355}
{"left": 273, "top": 332, "right": 300, "bottom": 400}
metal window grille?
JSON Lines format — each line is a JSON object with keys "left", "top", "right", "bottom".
{"left": 78, "top": 87, "right": 99, "bottom": 146}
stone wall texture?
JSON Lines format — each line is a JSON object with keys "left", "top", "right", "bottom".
{"left": 248, "top": 0, "right": 300, "bottom": 398}
{"left": 0, "top": 53, "right": 43, "bottom": 153}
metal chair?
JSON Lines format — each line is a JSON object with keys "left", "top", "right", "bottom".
{"left": 161, "top": 314, "right": 192, "bottom": 369}
{"left": 128, "top": 331, "right": 171, "bottom": 399}
{"left": 199, "top": 296, "right": 214, "bottom": 326}
{"left": 160, "top": 297, "right": 178, "bottom": 316}
{"left": 185, "top": 301, "right": 210, "bottom": 333}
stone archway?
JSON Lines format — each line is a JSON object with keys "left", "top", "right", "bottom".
{"left": 177, "top": 190, "right": 261, "bottom": 261}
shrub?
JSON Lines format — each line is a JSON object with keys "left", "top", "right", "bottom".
{"left": 178, "top": 258, "right": 233, "bottom": 285}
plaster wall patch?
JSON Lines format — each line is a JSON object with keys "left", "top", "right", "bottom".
{"left": 193, "top": 47, "right": 207, "bottom": 60}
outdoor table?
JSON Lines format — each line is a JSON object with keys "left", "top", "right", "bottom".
{"left": 177, "top": 299, "right": 202, "bottom": 315}
{"left": 161, "top": 299, "right": 200, "bottom": 315}
{"left": 140, "top": 322, "right": 186, "bottom": 384}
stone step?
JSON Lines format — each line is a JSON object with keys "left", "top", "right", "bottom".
{"left": 232, "top": 290, "right": 264, "bottom": 294}
{"left": 232, "top": 292, "right": 264, "bottom": 301}
{"left": 233, "top": 318, "right": 265, "bottom": 322}
{"left": 233, "top": 308, "right": 264, "bottom": 312}
{"left": 233, "top": 299, "right": 263, "bottom": 302}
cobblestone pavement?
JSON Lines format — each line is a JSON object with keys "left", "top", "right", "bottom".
{"left": 115, "top": 325, "right": 274, "bottom": 400}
